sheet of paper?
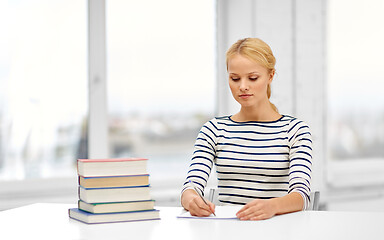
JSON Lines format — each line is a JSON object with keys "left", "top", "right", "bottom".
{"left": 177, "top": 206, "right": 242, "bottom": 219}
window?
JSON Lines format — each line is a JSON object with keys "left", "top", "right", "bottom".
{"left": 106, "top": 0, "right": 216, "bottom": 204}
{"left": 327, "top": 0, "right": 384, "bottom": 188}
{"left": 0, "top": 0, "right": 87, "bottom": 180}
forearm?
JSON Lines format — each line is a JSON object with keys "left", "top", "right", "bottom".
{"left": 181, "top": 120, "right": 217, "bottom": 211}
{"left": 271, "top": 192, "right": 304, "bottom": 215}
{"left": 236, "top": 192, "right": 304, "bottom": 220}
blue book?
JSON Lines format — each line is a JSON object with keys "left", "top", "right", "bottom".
{"left": 68, "top": 208, "right": 160, "bottom": 224}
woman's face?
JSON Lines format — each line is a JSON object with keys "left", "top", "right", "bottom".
{"left": 227, "top": 54, "right": 273, "bottom": 109}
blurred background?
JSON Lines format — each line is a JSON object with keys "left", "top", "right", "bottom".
{"left": 1, "top": 0, "right": 384, "bottom": 211}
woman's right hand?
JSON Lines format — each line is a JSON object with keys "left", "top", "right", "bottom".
{"left": 181, "top": 189, "right": 216, "bottom": 217}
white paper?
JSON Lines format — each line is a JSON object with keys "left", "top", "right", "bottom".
{"left": 177, "top": 206, "right": 242, "bottom": 219}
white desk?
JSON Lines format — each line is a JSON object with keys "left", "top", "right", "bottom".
{"left": 1, "top": 203, "right": 383, "bottom": 240}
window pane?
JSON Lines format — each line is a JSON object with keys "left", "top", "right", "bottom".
{"left": 327, "top": 0, "right": 384, "bottom": 162}
{"left": 107, "top": 0, "right": 216, "bottom": 204}
{"left": 0, "top": 0, "right": 87, "bottom": 180}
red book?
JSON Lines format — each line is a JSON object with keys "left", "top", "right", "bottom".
{"left": 77, "top": 158, "right": 148, "bottom": 177}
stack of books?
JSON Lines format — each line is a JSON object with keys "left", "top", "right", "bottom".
{"left": 68, "top": 158, "right": 160, "bottom": 224}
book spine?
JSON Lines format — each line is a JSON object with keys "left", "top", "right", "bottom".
{"left": 80, "top": 185, "right": 150, "bottom": 190}
{"left": 78, "top": 158, "right": 148, "bottom": 163}
{"left": 79, "top": 186, "right": 151, "bottom": 203}
{"left": 77, "top": 160, "right": 83, "bottom": 176}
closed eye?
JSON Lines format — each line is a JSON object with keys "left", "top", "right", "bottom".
{"left": 249, "top": 77, "right": 258, "bottom": 81}
{"left": 231, "top": 77, "right": 240, "bottom": 81}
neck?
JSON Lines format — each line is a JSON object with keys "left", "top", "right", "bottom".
{"left": 234, "top": 102, "right": 281, "bottom": 122}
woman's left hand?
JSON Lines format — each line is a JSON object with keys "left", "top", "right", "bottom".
{"left": 236, "top": 199, "right": 278, "bottom": 221}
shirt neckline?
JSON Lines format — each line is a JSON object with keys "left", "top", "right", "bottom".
{"left": 227, "top": 115, "right": 286, "bottom": 124}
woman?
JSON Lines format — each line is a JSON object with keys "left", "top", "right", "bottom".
{"left": 181, "top": 38, "right": 313, "bottom": 221}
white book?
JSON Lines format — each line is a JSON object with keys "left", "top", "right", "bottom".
{"left": 79, "top": 185, "right": 151, "bottom": 203}
{"left": 77, "top": 158, "right": 148, "bottom": 177}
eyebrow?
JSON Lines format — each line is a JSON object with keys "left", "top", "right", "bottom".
{"left": 229, "top": 72, "right": 260, "bottom": 75}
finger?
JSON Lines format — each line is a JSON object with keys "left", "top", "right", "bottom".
{"left": 195, "top": 199, "right": 212, "bottom": 212}
{"left": 190, "top": 208, "right": 213, "bottom": 217}
{"left": 190, "top": 204, "right": 213, "bottom": 217}
{"left": 239, "top": 208, "right": 263, "bottom": 220}
{"left": 237, "top": 205, "right": 256, "bottom": 219}
{"left": 208, "top": 201, "right": 216, "bottom": 214}
{"left": 199, "top": 202, "right": 215, "bottom": 216}
{"left": 237, "top": 199, "right": 264, "bottom": 217}
{"left": 190, "top": 199, "right": 214, "bottom": 217}
{"left": 236, "top": 204, "right": 249, "bottom": 216}
{"left": 250, "top": 213, "right": 269, "bottom": 221}
{"left": 197, "top": 201, "right": 215, "bottom": 216}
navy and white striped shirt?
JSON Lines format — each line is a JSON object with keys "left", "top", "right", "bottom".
{"left": 182, "top": 115, "right": 313, "bottom": 209}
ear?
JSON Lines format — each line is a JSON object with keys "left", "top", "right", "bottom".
{"left": 268, "top": 69, "right": 275, "bottom": 84}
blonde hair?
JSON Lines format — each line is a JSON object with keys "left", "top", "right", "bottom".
{"left": 226, "top": 38, "right": 278, "bottom": 113}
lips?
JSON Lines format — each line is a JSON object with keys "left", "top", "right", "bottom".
{"left": 239, "top": 94, "right": 253, "bottom": 99}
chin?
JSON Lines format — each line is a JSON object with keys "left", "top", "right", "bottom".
{"left": 237, "top": 102, "right": 254, "bottom": 108}
{"left": 236, "top": 98, "right": 259, "bottom": 107}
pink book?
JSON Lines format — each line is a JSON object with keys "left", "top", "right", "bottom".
{"left": 78, "top": 158, "right": 148, "bottom": 163}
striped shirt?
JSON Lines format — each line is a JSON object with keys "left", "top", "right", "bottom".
{"left": 182, "top": 115, "right": 313, "bottom": 209}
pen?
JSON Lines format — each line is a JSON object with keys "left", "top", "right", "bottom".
{"left": 189, "top": 180, "right": 216, "bottom": 216}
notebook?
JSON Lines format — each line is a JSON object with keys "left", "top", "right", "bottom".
{"left": 177, "top": 206, "right": 242, "bottom": 220}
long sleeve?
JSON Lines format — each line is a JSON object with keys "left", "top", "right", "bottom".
{"left": 181, "top": 119, "right": 217, "bottom": 196}
{"left": 182, "top": 115, "right": 313, "bottom": 208}
{"left": 287, "top": 118, "right": 313, "bottom": 210}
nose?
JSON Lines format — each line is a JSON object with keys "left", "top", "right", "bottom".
{"left": 239, "top": 79, "right": 249, "bottom": 91}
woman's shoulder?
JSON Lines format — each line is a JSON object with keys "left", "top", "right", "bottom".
{"left": 282, "top": 115, "right": 311, "bottom": 135}
{"left": 214, "top": 115, "right": 232, "bottom": 121}
{"left": 281, "top": 114, "right": 308, "bottom": 124}
{"left": 204, "top": 115, "right": 231, "bottom": 125}
{"left": 199, "top": 116, "right": 232, "bottom": 130}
